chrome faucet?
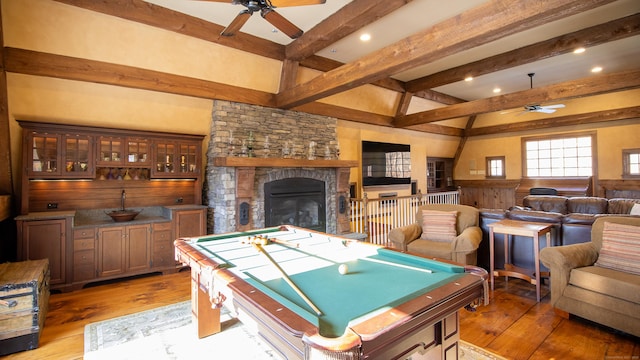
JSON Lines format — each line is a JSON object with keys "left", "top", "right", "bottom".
{"left": 121, "top": 189, "right": 126, "bottom": 210}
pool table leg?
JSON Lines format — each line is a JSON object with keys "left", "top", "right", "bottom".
{"left": 192, "top": 270, "right": 221, "bottom": 338}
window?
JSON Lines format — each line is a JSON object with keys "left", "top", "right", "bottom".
{"left": 486, "top": 156, "right": 505, "bottom": 179}
{"left": 523, "top": 133, "right": 595, "bottom": 177}
{"left": 623, "top": 149, "right": 640, "bottom": 178}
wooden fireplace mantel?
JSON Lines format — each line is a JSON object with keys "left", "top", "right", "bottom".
{"left": 213, "top": 157, "right": 358, "bottom": 168}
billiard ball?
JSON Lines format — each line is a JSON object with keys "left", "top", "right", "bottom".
{"left": 338, "top": 264, "right": 348, "bottom": 275}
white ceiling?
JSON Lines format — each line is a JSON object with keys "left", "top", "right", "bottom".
{"left": 144, "top": 0, "right": 640, "bottom": 102}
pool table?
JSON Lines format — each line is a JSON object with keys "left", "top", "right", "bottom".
{"left": 174, "top": 225, "right": 488, "bottom": 360}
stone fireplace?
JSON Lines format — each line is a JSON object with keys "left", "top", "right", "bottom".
{"left": 207, "top": 100, "right": 355, "bottom": 235}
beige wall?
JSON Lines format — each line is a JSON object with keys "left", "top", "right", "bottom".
{"left": 4, "top": 0, "right": 639, "bottom": 203}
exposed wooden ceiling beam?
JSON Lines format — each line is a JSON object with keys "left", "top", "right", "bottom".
{"left": 413, "top": 90, "right": 466, "bottom": 105}
{"left": 285, "top": 0, "right": 412, "bottom": 61}
{"left": 293, "top": 102, "right": 394, "bottom": 127}
{"left": 275, "top": 0, "right": 616, "bottom": 109}
{"left": 395, "top": 69, "right": 640, "bottom": 127}
{"left": 464, "top": 106, "right": 640, "bottom": 136}
{"left": 53, "top": 0, "right": 285, "bottom": 60}
{"left": 3, "top": 47, "right": 276, "bottom": 106}
{"left": 406, "top": 13, "right": 640, "bottom": 92}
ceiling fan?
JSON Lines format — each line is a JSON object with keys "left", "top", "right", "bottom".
{"left": 521, "top": 73, "right": 565, "bottom": 114}
{"left": 200, "top": 0, "right": 326, "bottom": 39}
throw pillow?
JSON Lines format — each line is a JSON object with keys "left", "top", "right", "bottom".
{"left": 630, "top": 203, "right": 640, "bottom": 216}
{"left": 420, "top": 210, "right": 458, "bottom": 242}
{"left": 595, "top": 222, "right": 640, "bottom": 275}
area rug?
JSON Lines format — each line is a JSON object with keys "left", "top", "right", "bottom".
{"left": 84, "top": 301, "right": 506, "bottom": 360}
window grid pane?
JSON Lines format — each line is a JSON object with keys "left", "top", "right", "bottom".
{"left": 624, "top": 150, "right": 640, "bottom": 176}
{"left": 525, "top": 136, "right": 592, "bottom": 177}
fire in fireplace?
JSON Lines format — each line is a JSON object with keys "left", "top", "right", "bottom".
{"left": 264, "top": 178, "right": 326, "bottom": 232}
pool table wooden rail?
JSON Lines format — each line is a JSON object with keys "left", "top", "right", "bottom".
{"left": 174, "top": 227, "right": 488, "bottom": 360}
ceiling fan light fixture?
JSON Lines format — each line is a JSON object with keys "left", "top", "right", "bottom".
{"left": 591, "top": 66, "right": 603, "bottom": 73}
{"left": 573, "top": 47, "right": 586, "bottom": 54}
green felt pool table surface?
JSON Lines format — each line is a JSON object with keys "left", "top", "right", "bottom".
{"left": 189, "top": 226, "right": 468, "bottom": 338}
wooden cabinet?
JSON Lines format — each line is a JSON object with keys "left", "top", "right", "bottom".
{"left": 73, "top": 228, "right": 96, "bottom": 282}
{"left": 125, "top": 224, "right": 151, "bottom": 273}
{"left": 16, "top": 217, "right": 71, "bottom": 286}
{"left": 25, "top": 131, "right": 61, "bottom": 177}
{"left": 97, "top": 224, "right": 150, "bottom": 278}
{"left": 17, "top": 122, "right": 205, "bottom": 289}
{"left": 152, "top": 140, "right": 201, "bottom": 178}
{"left": 172, "top": 208, "right": 206, "bottom": 238}
{"left": 18, "top": 121, "right": 204, "bottom": 214}
{"left": 151, "top": 222, "right": 173, "bottom": 269}
{"left": 63, "top": 134, "right": 94, "bottom": 178}
{"left": 97, "top": 136, "right": 151, "bottom": 167}
{"left": 97, "top": 226, "right": 126, "bottom": 278}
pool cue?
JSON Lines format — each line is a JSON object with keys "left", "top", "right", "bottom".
{"left": 251, "top": 243, "right": 323, "bottom": 316}
{"left": 361, "top": 257, "right": 433, "bottom": 274}
{"left": 269, "top": 237, "right": 300, "bottom": 248}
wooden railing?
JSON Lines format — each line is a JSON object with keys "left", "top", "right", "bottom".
{"left": 350, "top": 189, "right": 460, "bottom": 246}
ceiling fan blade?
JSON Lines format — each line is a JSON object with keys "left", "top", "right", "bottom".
{"left": 261, "top": 8, "right": 303, "bottom": 39}
{"left": 221, "top": 9, "right": 252, "bottom": 37}
{"left": 542, "top": 104, "right": 566, "bottom": 109}
{"left": 270, "top": 0, "right": 326, "bottom": 7}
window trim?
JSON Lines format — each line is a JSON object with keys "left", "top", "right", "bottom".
{"left": 622, "top": 148, "right": 640, "bottom": 179}
{"left": 486, "top": 156, "right": 506, "bottom": 179}
{"left": 521, "top": 131, "right": 597, "bottom": 178}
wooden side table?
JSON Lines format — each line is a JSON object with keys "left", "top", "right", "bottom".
{"left": 488, "top": 219, "right": 553, "bottom": 302}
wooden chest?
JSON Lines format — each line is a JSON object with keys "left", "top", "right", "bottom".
{"left": 0, "top": 259, "right": 50, "bottom": 355}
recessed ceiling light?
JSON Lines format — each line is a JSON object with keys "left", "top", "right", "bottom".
{"left": 591, "top": 66, "right": 603, "bottom": 73}
{"left": 359, "top": 33, "right": 371, "bottom": 42}
{"left": 573, "top": 47, "right": 586, "bottom": 54}
{"left": 493, "top": 87, "right": 501, "bottom": 94}
{"left": 464, "top": 76, "right": 473, "bottom": 82}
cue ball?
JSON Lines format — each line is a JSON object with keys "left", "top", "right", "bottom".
{"left": 338, "top": 264, "right": 348, "bottom": 275}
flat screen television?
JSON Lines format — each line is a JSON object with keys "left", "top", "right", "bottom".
{"left": 362, "top": 141, "right": 411, "bottom": 186}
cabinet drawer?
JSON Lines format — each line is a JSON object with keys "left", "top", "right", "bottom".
{"left": 74, "top": 238, "right": 95, "bottom": 251}
{"left": 74, "top": 228, "right": 96, "bottom": 240}
{"left": 153, "top": 239, "right": 172, "bottom": 254}
{"left": 153, "top": 222, "right": 172, "bottom": 231}
{"left": 74, "top": 249, "right": 95, "bottom": 266}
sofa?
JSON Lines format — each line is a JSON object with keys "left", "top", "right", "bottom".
{"left": 477, "top": 196, "right": 640, "bottom": 271}
{"left": 540, "top": 216, "right": 640, "bottom": 337}
{"left": 388, "top": 204, "right": 482, "bottom": 265}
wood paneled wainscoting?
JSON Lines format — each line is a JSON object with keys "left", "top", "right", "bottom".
{"left": 456, "top": 180, "right": 519, "bottom": 210}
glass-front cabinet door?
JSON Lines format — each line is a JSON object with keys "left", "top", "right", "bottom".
{"left": 63, "top": 134, "right": 94, "bottom": 178}
{"left": 178, "top": 143, "right": 198, "bottom": 175}
{"left": 154, "top": 142, "right": 176, "bottom": 175}
{"left": 97, "top": 136, "right": 124, "bottom": 166}
{"left": 125, "top": 138, "right": 150, "bottom": 166}
{"left": 27, "top": 132, "right": 61, "bottom": 177}
{"left": 152, "top": 140, "right": 200, "bottom": 178}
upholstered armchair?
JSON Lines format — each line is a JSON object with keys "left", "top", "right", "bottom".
{"left": 388, "top": 204, "right": 482, "bottom": 265}
{"left": 540, "top": 216, "right": 640, "bottom": 337}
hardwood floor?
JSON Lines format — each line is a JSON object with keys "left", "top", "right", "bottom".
{"left": 3, "top": 270, "right": 638, "bottom": 360}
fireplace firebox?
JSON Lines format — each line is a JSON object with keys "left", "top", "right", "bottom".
{"left": 264, "top": 178, "right": 326, "bottom": 232}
